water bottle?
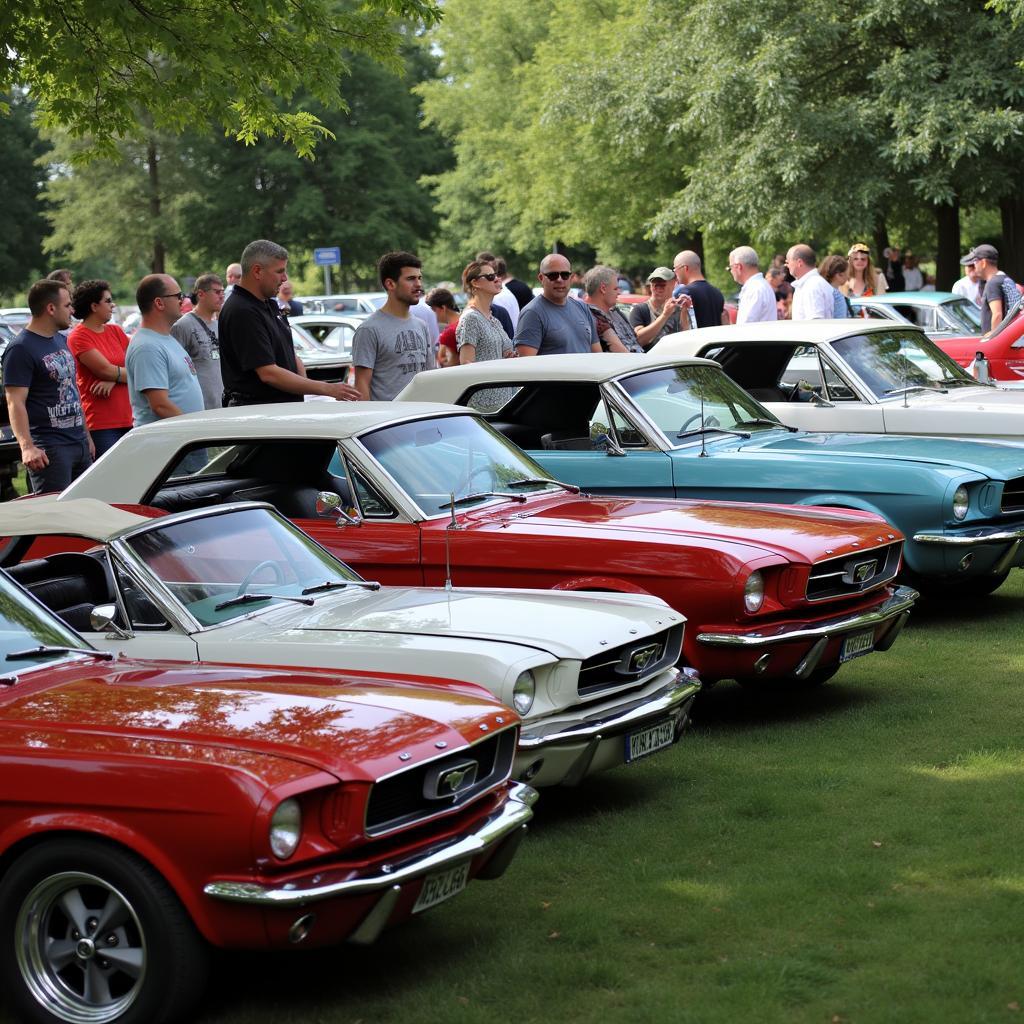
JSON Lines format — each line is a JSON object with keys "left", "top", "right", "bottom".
{"left": 972, "top": 351, "right": 990, "bottom": 383}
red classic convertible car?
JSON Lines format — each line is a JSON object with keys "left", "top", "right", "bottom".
{"left": 934, "top": 301, "right": 1024, "bottom": 383}
{"left": 0, "top": 565, "right": 534, "bottom": 1024}
{"left": 59, "top": 404, "right": 918, "bottom": 688}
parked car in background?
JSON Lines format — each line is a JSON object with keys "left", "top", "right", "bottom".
{"left": 657, "top": 320, "right": 1024, "bottom": 441}
{"left": 850, "top": 291, "right": 982, "bottom": 340}
{"left": 60, "top": 404, "right": 917, "bottom": 688}
{"left": 399, "top": 354, "right": 1024, "bottom": 597}
{"left": 4, "top": 497, "right": 699, "bottom": 786}
{"left": 295, "top": 292, "right": 386, "bottom": 315}
{"left": 934, "top": 301, "right": 1024, "bottom": 384}
{"left": 0, "top": 550, "right": 534, "bottom": 1024}
{"left": 291, "top": 312, "right": 367, "bottom": 373}
{"left": 290, "top": 322, "right": 351, "bottom": 383}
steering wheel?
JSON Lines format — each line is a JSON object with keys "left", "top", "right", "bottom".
{"left": 236, "top": 560, "right": 287, "bottom": 596}
{"left": 457, "top": 463, "right": 499, "bottom": 495}
{"left": 679, "top": 412, "right": 705, "bottom": 433}
{"left": 786, "top": 380, "right": 809, "bottom": 402}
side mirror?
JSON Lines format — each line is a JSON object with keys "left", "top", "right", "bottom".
{"left": 90, "top": 604, "right": 132, "bottom": 639}
{"left": 316, "top": 490, "right": 362, "bottom": 527}
{"left": 594, "top": 433, "right": 627, "bottom": 457}
{"left": 809, "top": 392, "right": 836, "bottom": 408}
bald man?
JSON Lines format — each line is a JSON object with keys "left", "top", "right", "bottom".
{"left": 514, "top": 253, "right": 601, "bottom": 356}
{"left": 672, "top": 250, "right": 726, "bottom": 328}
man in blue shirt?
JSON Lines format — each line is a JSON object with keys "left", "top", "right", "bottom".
{"left": 2, "top": 279, "right": 93, "bottom": 492}
{"left": 126, "top": 275, "right": 204, "bottom": 426}
{"left": 514, "top": 253, "right": 601, "bottom": 356}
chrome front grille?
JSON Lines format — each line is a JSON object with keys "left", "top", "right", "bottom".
{"left": 806, "top": 541, "right": 902, "bottom": 601}
{"left": 577, "top": 624, "right": 684, "bottom": 699}
{"left": 364, "top": 727, "right": 517, "bottom": 838}
{"left": 1001, "top": 477, "right": 1024, "bottom": 513}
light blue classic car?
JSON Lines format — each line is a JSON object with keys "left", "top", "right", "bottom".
{"left": 399, "top": 354, "right": 1024, "bottom": 596}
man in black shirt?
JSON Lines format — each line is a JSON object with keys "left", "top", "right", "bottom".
{"left": 672, "top": 250, "right": 726, "bottom": 329}
{"left": 218, "top": 239, "right": 360, "bottom": 406}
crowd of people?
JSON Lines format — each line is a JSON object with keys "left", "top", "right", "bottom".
{"left": 3, "top": 237, "right": 1016, "bottom": 496}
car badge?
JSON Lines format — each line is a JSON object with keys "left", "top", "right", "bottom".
{"left": 627, "top": 642, "right": 662, "bottom": 673}
{"left": 424, "top": 759, "right": 479, "bottom": 800}
{"left": 843, "top": 559, "right": 878, "bottom": 584}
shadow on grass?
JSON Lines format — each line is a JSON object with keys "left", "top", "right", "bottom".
{"left": 905, "top": 584, "right": 1023, "bottom": 627}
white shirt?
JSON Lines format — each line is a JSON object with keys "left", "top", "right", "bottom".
{"left": 902, "top": 266, "right": 924, "bottom": 291}
{"left": 736, "top": 272, "right": 778, "bottom": 324}
{"left": 952, "top": 275, "right": 982, "bottom": 306}
{"left": 410, "top": 300, "right": 440, "bottom": 345}
{"left": 492, "top": 286, "right": 520, "bottom": 331}
{"left": 791, "top": 268, "right": 835, "bottom": 320}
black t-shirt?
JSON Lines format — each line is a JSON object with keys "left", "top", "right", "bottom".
{"left": 677, "top": 279, "right": 724, "bottom": 329}
{"left": 505, "top": 278, "right": 534, "bottom": 310}
{"left": 217, "top": 285, "right": 301, "bottom": 403}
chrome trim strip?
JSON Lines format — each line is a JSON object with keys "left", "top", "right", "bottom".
{"left": 695, "top": 585, "right": 918, "bottom": 648}
{"left": 912, "top": 527, "right": 1024, "bottom": 546}
{"left": 517, "top": 670, "right": 700, "bottom": 749}
{"left": 203, "top": 782, "right": 538, "bottom": 907}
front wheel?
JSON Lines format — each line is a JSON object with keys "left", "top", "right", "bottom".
{"left": 0, "top": 838, "right": 208, "bottom": 1024}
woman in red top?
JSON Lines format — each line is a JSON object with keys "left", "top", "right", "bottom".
{"left": 67, "top": 280, "right": 133, "bottom": 457}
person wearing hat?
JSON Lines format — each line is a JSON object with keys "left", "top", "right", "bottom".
{"left": 953, "top": 254, "right": 983, "bottom": 307}
{"left": 972, "top": 244, "right": 1019, "bottom": 335}
{"left": 629, "top": 267, "right": 694, "bottom": 349}
{"left": 728, "top": 246, "right": 777, "bottom": 323}
{"left": 841, "top": 243, "right": 888, "bottom": 299}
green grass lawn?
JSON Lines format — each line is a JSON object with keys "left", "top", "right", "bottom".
{"left": 3, "top": 577, "right": 1022, "bottom": 1024}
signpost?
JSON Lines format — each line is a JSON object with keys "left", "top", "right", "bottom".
{"left": 313, "top": 246, "right": 341, "bottom": 294}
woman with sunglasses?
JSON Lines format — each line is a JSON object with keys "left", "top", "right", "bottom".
{"left": 66, "top": 279, "right": 133, "bottom": 457}
{"left": 456, "top": 260, "right": 515, "bottom": 365}
{"left": 841, "top": 243, "right": 888, "bottom": 301}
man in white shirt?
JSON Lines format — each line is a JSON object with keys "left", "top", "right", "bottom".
{"left": 786, "top": 244, "right": 835, "bottom": 320}
{"left": 728, "top": 246, "right": 777, "bottom": 324}
{"left": 952, "top": 255, "right": 983, "bottom": 307}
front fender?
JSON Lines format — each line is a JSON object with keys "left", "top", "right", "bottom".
{"left": 550, "top": 575, "right": 653, "bottom": 595}
{"left": 792, "top": 493, "right": 891, "bottom": 521}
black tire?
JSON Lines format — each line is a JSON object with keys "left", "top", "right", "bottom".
{"left": 0, "top": 837, "right": 208, "bottom": 1024}
{"left": 903, "top": 569, "right": 1010, "bottom": 600}
{"left": 736, "top": 664, "right": 840, "bottom": 689}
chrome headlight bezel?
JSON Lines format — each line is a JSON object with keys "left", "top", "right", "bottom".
{"left": 512, "top": 670, "right": 536, "bottom": 715}
{"left": 952, "top": 484, "right": 970, "bottom": 521}
{"left": 269, "top": 797, "right": 302, "bottom": 859}
{"left": 743, "top": 570, "right": 765, "bottom": 613}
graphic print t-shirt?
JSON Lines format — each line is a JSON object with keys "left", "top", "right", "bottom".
{"left": 352, "top": 309, "right": 435, "bottom": 400}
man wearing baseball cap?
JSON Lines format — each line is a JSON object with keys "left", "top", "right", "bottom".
{"left": 954, "top": 253, "right": 983, "bottom": 307}
{"left": 969, "top": 244, "right": 1019, "bottom": 335}
{"left": 629, "top": 267, "right": 695, "bottom": 349}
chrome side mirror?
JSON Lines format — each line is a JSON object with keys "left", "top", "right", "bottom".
{"left": 316, "top": 490, "right": 363, "bottom": 527}
{"left": 90, "top": 604, "right": 133, "bottom": 639}
{"left": 595, "top": 433, "right": 627, "bottom": 457}
{"left": 809, "top": 392, "right": 836, "bottom": 408}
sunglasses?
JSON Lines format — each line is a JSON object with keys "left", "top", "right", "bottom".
{"left": 473, "top": 273, "right": 499, "bottom": 282}
{"left": 542, "top": 271, "right": 573, "bottom": 281}
{"left": 161, "top": 291, "right": 185, "bottom": 301}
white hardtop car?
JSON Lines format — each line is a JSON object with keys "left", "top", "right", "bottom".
{"left": 0, "top": 497, "right": 697, "bottom": 787}
{"left": 656, "top": 319, "right": 1024, "bottom": 441}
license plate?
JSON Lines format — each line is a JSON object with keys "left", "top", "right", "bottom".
{"left": 840, "top": 629, "right": 874, "bottom": 663}
{"left": 625, "top": 719, "right": 676, "bottom": 764}
{"left": 413, "top": 861, "right": 470, "bottom": 914}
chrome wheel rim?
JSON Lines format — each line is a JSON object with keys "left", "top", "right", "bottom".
{"left": 15, "top": 871, "right": 146, "bottom": 1024}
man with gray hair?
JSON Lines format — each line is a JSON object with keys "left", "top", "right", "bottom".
{"left": 223, "top": 262, "right": 242, "bottom": 300}
{"left": 728, "top": 246, "right": 777, "bottom": 324}
{"left": 514, "top": 253, "right": 601, "bottom": 356}
{"left": 170, "top": 272, "right": 225, "bottom": 409}
{"left": 584, "top": 266, "right": 643, "bottom": 352}
{"left": 218, "top": 239, "right": 360, "bottom": 406}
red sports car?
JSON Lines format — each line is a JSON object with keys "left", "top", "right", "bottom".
{"left": 934, "top": 302, "right": 1024, "bottom": 383}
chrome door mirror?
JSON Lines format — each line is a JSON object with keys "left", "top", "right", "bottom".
{"left": 316, "top": 490, "right": 363, "bottom": 526}
{"left": 90, "top": 604, "right": 132, "bottom": 639}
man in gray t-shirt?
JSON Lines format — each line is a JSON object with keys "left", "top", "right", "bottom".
{"left": 514, "top": 253, "right": 601, "bottom": 356}
{"left": 170, "top": 273, "right": 224, "bottom": 408}
{"left": 353, "top": 251, "right": 436, "bottom": 401}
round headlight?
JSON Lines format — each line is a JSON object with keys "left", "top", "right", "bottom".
{"left": 512, "top": 670, "right": 536, "bottom": 715}
{"left": 269, "top": 798, "right": 302, "bottom": 859}
{"left": 743, "top": 571, "right": 765, "bottom": 613}
{"left": 953, "top": 485, "right": 970, "bottom": 521}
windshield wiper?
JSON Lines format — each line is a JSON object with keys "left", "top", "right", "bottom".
{"left": 676, "top": 426, "right": 751, "bottom": 440}
{"left": 450, "top": 491, "right": 528, "bottom": 508}
{"left": 301, "top": 579, "right": 381, "bottom": 595}
{"left": 213, "top": 593, "right": 315, "bottom": 612}
{"left": 883, "top": 384, "right": 947, "bottom": 396}
{"left": 5, "top": 645, "right": 114, "bottom": 662}
{"left": 735, "top": 417, "right": 797, "bottom": 433}
{"left": 507, "top": 477, "right": 581, "bottom": 494}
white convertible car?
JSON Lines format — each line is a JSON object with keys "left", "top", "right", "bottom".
{"left": 0, "top": 498, "right": 697, "bottom": 787}
{"left": 658, "top": 320, "right": 1024, "bottom": 440}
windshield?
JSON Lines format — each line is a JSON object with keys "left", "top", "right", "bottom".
{"left": 940, "top": 298, "right": 982, "bottom": 333}
{"left": 616, "top": 365, "right": 782, "bottom": 444}
{"left": 123, "top": 508, "right": 363, "bottom": 627}
{"left": 360, "top": 415, "right": 558, "bottom": 515}
{"left": 832, "top": 329, "right": 976, "bottom": 398}
{"left": 0, "top": 571, "right": 91, "bottom": 671}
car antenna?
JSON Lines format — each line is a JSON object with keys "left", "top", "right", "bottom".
{"left": 698, "top": 388, "right": 709, "bottom": 458}
{"left": 445, "top": 492, "right": 460, "bottom": 590}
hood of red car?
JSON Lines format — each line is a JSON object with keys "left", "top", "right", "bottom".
{"left": 488, "top": 495, "right": 900, "bottom": 564}
{"left": 0, "top": 658, "right": 511, "bottom": 781}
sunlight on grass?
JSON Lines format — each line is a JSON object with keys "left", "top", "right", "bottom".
{"left": 914, "top": 749, "right": 1024, "bottom": 781}
{"left": 662, "top": 879, "right": 731, "bottom": 903}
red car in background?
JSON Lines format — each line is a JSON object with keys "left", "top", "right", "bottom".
{"left": 934, "top": 302, "right": 1024, "bottom": 383}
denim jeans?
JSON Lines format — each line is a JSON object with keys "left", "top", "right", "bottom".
{"left": 90, "top": 426, "right": 131, "bottom": 459}
{"left": 27, "top": 437, "right": 92, "bottom": 494}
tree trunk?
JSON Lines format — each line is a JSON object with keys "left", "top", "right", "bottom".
{"left": 146, "top": 138, "right": 165, "bottom": 274}
{"left": 674, "top": 229, "right": 704, "bottom": 265}
{"left": 872, "top": 221, "right": 889, "bottom": 263}
{"left": 999, "top": 194, "right": 1024, "bottom": 282}
{"left": 934, "top": 200, "right": 960, "bottom": 290}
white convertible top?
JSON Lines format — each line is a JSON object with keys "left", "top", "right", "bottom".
{"left": 0, "top": 496, "right": 149, "bottom": 542}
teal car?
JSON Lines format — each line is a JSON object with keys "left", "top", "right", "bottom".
{"left": 399, "top": 354, "right": 1024, "bottom": 596}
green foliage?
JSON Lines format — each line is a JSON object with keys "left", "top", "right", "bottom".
{"left": 0, "top": 0, "right": 441, "bottom": 158}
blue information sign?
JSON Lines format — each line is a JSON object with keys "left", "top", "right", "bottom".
{"left": 313, "top": 246, "right": 341, "bottom": 266}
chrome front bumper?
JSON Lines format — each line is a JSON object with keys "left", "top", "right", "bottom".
{"left": 518, "top": 669, "right": 701, "bottom": 750}
{"left": 203, "top": 782, "right": 537, "bottom": 910}
{"left": 913, "top": 526, "right": 1024, "bottom": 575}
{"left": 695, "top": 585, "right": 918, "bottom": 649}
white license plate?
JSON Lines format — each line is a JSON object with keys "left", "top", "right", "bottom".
{"left": 412, "top": 861, "right": 470, "bottom": 914}
{"left": 625, "top": 719, "right": 676, "bottom": 763}
{"left": 840, "top": 629, "right": 874, "bottom": 663}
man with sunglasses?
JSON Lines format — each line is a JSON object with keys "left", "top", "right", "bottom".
{"left": 514, "top": 254, "right": 601, "bottom": 356}
{"left": 125, "top": 274, "right": 204, "bottom": 427}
